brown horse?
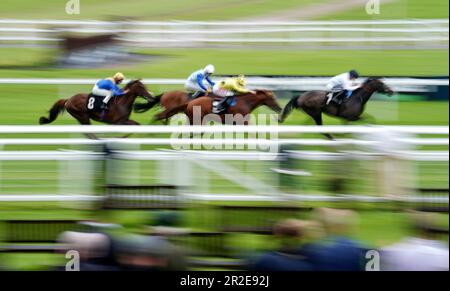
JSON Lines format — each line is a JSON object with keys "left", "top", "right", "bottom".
{"left": 39, "top": 80, "right": 153, "bottom": 137}
{"left": 279, "top": 78, "right": 394, "bottom": 139}
{"left": 180, "top": 90, "right": 282, "bottom": 125}
{"left": 134, "top": 90, "right": 205, "bottom": 124}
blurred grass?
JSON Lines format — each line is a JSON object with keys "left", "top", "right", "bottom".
{"left": 0, "top": 0, "right": 321, "bottom": 21}
{"left": 0, "top": 48, "right": 448, "bottom": 77}
{"left": 1, "top": 0, "right": 447, "bottom": 21}
{"left": 319, "top": 0, "right": 449, "bottom": 20}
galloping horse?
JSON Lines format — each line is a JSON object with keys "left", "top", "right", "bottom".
{"left": 279, "top": 78, "right": 394, "bottom": 139}
{"left": 39, "top": 80, "right": 153, "bottom": 138}
{"left": 181, "top": 90, "right": 282, "bottom": 125}
{"left": 134, "top": 90, "right": 203, "bottom": 124}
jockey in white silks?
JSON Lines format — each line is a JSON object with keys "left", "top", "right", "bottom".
{"left": 184, "top": 64, "right": 216, "bottom": 98}
{"left": 326, "top": 70, "right": 360, "bottom": 105}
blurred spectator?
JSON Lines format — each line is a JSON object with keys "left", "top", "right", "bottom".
{"left": 57, "top": 231, "right": 119, "bottom": 271}
{"left": 248, "top": 219, "right": 313, "bottom": 271}
{"left": 146, "top": 210, "right": 190, "bottom": 236}
{"left": 302, "top": 208, "right": 368, "bottom": 271}
{"left": 381, "top": 211, "right": 449, "bottom": 271}
{"left": 115, "top": 234, "right": 187, "bottom": 271}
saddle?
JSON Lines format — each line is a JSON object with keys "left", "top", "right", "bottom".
{"left": 212, "top": 96, "right": 237, "bottom": 114}
{"left": 86, "top": 93, "right": 107, "bottom": 112}
{"left": 327, "top": 90, "right": 350, "bottom": 106}
{"left": 187, "top": 91, "right": 206, "bottom": 100}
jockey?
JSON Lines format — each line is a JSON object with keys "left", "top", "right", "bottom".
{"left": 212, "top": 75, "right": 256, "bottom": 113}
{"left": 185, "top": 64, "right": 216, "bottom": 98}
{"left": 326, "top": 70, "right": 360, "bottom": 105}
{"left": 92, "top": 72, "right": 128, "bottom": 110}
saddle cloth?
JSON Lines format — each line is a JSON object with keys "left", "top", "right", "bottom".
{"left": 86, "top": 93, "right": 107, "bottom": 112}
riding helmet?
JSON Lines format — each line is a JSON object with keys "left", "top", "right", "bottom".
{"left": 237, "top": 75, "right": 246, "bottom": 86}
{"left": 204, "top": 64, "right": 215, "bottom": 74}
{"left": 349, "top": 70, "right": 359, "bottom": 79}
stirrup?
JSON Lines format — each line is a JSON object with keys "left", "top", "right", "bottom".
{"left": 212, "top": 101, "right": 222, "bottom": 114}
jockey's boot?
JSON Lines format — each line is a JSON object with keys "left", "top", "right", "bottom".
{"left": 212, "top": 96, "right": 231, "bottom": 114}
{"left": 326, "top": 92, "right": 333, "bottom": 105}
{"left": 327, "top": 91, "right": 345, "bottom": 105}
{"left": 100, "top": 102, "right": 109, "bottom": 111}
{"left": 191, "top": 91, "right": 204, "bottom": 99}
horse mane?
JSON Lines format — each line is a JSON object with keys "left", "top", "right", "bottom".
{"left": 352, "top": 77, "right": 379, "bottom": 94}
{"left": 254, "top": 89, "right": 271, "bottom": 95}
{"left": 363, "top": 77, "right": 379, "bottom": 84}
{"left": 124, "top": 79, "right": 143, "bottom": 90}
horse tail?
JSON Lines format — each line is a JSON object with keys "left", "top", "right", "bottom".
{"left": 39, "top": 99, "right": 66, "bottom": 124}
{"left": 279, "top": 96, "right": 299, "bottom": 123}
{"left": 134, "top": 93, "right": 162, "bottom": 113}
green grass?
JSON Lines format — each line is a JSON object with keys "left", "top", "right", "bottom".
{"left": 0, "top": 0, "right": 322, "bottom": 21}
{"left": 1, "top": 0, "right": 447, "bottom": 21}
{"left": 319, "top": 0, "right": 449, "bottom": 20}
{"left": 0, "top": 48, "right": 448, "bottom": 78}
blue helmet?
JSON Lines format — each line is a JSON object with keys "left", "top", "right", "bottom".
{"left": 349, "top": 70, "right": 359, "bottom": 79}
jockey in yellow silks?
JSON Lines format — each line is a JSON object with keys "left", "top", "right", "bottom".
{"left": 212, "top": 75, "right": 255, "bottom": 113}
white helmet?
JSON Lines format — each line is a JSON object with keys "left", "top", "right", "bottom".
{"left": 204, "top": 64, "right": 215, "bottom": 74}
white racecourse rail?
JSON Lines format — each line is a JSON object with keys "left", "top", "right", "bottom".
{"left": 0, "top": 19, "right": 448, "bottom": 48}
{"left": 0, "top": 77, "right": 448, "bottom": 93}
{"left": 0, "top": 125, "right": 448, "bottom": 203}
{"left": 0, "top": 125, "right": 448, "bottom": 134}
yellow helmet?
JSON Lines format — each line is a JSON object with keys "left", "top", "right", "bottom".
{"left": 236, "top": 75, "right": 246, "bottom": 86}
{"left": 113, "top": 72, "right": 125, "bottom": 81}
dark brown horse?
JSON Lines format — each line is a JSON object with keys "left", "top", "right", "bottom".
{"left": 181, "top": 90, "right": 282, "bottom": 125}
{"left": 134, "top": 90, "right": 205, "bottom": 124}
{"left": 279, "top": 78, "right": 394, "bottom": 139}
{"left": 39, "top": 80, "right": 153, "bottom": 137}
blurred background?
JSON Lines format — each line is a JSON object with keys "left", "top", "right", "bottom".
{"left": 0, "top": 0, "right": 448, "bottom": 271}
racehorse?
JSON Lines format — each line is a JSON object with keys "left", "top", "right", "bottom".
{"left": 134, "top": 90, "right": 203, "bottom": 124}
{"left": 39, "top": 80, "right": 153, "bottom": 138}
{"left": 179, "top": 90, "right": 282, "bottom": 125}
{"left": 279, "top": 78, "right": 394, "bottom": 139}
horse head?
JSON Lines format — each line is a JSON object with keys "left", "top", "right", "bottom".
{"left": 363, "top": 78, "right": 394, "bottom": 96}
{"left": 124, "top": 79, "right": 154, "bottom": 102}
{"left": 256, "top": 90, "right": 283, "bottom": 113}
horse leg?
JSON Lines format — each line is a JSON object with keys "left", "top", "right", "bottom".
{"left": 76, "top": 116, "right": 97, "bottom": 139}
{"left": 121, "top": 120, "right": 140, "bottom": 125}
{"left": 154, "top": 110, "right": 169, "bottom": 124}
{"left": 312, "top": 113, "right": 334, "bottom": 140}
{"left": 359, "top": 113, "right": 377, "bottom": 124}
{"left": 120, "top": 120, "right": 140, "bottom": 138}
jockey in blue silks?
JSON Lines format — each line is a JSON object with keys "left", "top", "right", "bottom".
{"left": 184, "top": 64, "right": 216, "bottom": 98}
{"left": 91, "top": 72, "right": 128, "bottom": 110}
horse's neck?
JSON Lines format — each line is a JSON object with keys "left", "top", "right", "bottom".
{"left": 356, "top": 85, "right": 376, "bottom": 104}
{"left": 242, "top": 94, "right": 263, "bottom": 111}
{"left": 119, "top": 92, "right": 137, "bottom": 108}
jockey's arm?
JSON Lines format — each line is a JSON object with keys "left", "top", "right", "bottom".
{"left": 196, "top": 74, "right": 208, "bottom": 91}
{"left": 343, "top": 79, "right": 360, "bottom": 91}
{"left": 205, "top": 76, "right": 215, "bottom": 86}
{"left": 112, "top": 85, "right": 126, "bottom": 96}
{"left": 234, "top": 86, "right": 251, "bottom": 94}
{"left": 344, "top": 83, "right": 360, "bottom": 91}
